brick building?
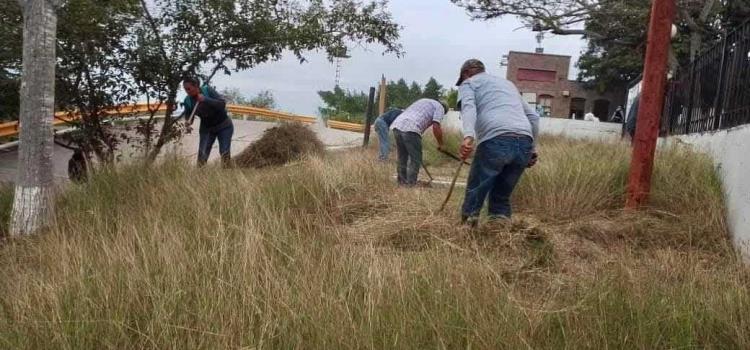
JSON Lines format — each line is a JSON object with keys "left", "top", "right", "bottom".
{"left": 506, "top": 51, "right": 626, "bottom": 120}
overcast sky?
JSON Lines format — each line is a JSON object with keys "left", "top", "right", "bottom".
{"left": 211, "top": 0, "right": 588, "bottom": 116}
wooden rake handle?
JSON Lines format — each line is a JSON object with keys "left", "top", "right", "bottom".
{"left": 439, "top": 162, "right": 464, "bottom": 212}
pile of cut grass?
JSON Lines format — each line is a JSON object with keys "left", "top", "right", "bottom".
{"left": 0, "top": 136, "right": 744, "bottom": 349}
{"left": 234, "top": 122, "right": 325, "bottom": 168}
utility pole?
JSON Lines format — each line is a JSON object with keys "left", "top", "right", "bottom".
{"left": 626, "top": 0, "right": 676, "bottom": 209}
{"left": 363, "top": 87, "right": 376, "bottom": 147}
{"left": 378, "top": 75, "right": 386, "bottom": 116}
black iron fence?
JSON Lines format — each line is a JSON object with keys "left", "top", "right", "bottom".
{"left": 662, "top": 20, "right": 750, "bottom": 135}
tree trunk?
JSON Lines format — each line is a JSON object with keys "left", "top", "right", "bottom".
{"left": 10, "top": 0, "right": 59, "bottom": 236}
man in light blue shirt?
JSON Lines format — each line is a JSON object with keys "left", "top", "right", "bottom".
{"left": 456, "top": 59, "right": 540, "bottom": 226}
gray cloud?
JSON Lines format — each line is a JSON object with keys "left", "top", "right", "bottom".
{"left": 211, "top": 0, "right": 587, "bottom": 116}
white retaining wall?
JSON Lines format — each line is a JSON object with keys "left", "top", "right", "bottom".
{"left": 665, "top": 125, "right": 750, "bottom": 257}
{"left": 444, "top": 111, "right": 750, "bottom": 257}
{"left": 442, "top": 111, "right": 622, "bottom": 141}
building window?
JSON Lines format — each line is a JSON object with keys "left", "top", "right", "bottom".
{"left": 517, "top": 69, "right": 556, "bottom": 82}
{"left": 570, "top": 98, "right": 586, "bottom": 119}
{"left": 538, "top": 94, "right": 553, "bottom": 117}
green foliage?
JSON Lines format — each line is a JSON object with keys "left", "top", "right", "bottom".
{"left": 55, "top": 0, "right": 143, "bottom": 163}
{"left": 249, "top": 90, "right": 276, "bottom": 110}
{"left": 1, "top": 0, "right": 401, "bottom": 163}
{"left": 422, "top": 77, "right": 444, "bottom": 100}
{"left": 444, "top": 88, "right": 458, "bottom": 110}
{"left": 220, "top": 87, "right": 250, "bottom": 105}
{"left": 0, "top": 185, "right": 11, "bottom": 236}
{"left": 385, "top": 78, "right": 411, "bottom": 109}
{"left": 320, "top": 77, "right": 449, "bottom": 122}
{"left": 576, "top": 0, "right": 747, "bottom": 91}
{"left": 575, "top": 0, "right": 651, "bottom": 92}
{"left": 124, "top": 0, "right": 402, "bottom": 161}
{"left": 385, "top": 77, "right": 447, "bottom": 109}
{"left": 454, "top": 0, "right": 750, "bottom": 93}
{"left": 318, "top": 86, "right": 368, "bottom": 122}
{"left": 0, "top": 0, "right": 22, "bottom": 121}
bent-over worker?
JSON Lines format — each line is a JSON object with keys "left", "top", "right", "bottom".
{"left": 456, "top": 59, "right": 540, "bottom": 226}
{"left": 182, "top": 77, "right": 234, "bottom": 167}
{"left": 390, "top": 99, "right": 447, "bottom": 186}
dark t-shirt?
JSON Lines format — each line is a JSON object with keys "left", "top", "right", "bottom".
{"left": 183, "top": 86, "right": 230, "bottom": 132}
{"left": 380, "top": 108, "right": 403, "bottom": 126}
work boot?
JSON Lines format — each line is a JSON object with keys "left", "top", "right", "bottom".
{"left": 461, "top": 215, "right": 479, "bottom": 228}
{"left": 221, "top": 153, "right": 233, "bottom": 168}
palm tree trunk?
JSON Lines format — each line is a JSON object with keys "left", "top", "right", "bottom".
{"left": 10, "top": 0, "right": 59, "bottom": 236}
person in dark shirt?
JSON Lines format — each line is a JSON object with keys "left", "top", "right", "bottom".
{"left": 611, "top": 105, "right": 625, "bottom": 123}
{"left": 373, "top": 107, "right": 403, "bottom": 160}
{"left": 67, "top": 149, "right": 88, "bottom": 183}
{"left": 182, "top": 77, "right": 234, "bottom": 167}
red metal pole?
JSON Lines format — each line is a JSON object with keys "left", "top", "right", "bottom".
{"left": 625, "top": 0, "right": 676, "bottom": 209}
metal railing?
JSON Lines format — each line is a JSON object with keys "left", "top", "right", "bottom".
{"left": 326, "top": 119, "right": 366, "bottom": 132}
{"left": 0, "top": 103, "right": 316, "bottom": 139}
{"left": 662, "top": 19, "right": 750, "bottom": 135}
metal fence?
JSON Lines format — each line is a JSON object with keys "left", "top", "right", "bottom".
{"left": 662, "top": 20, "right": 750, "bottom": 135}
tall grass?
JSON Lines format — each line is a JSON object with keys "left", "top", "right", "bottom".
{"left": 0, "top": 138, "right": 744, "bottom": 349}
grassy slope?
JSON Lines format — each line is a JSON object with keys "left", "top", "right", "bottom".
{"left": 0, "top": 137, "right": 746, "bottom": 349}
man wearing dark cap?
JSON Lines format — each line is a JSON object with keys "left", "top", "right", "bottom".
{"left": 455, "top": 59, "right": 540, "bottom": 226}
{"left": 373, "top": 107, "right": 403, "bottom": 160}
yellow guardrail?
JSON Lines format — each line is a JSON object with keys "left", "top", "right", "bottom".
{"left": 0, "top": 103, "right": 315, "bottom": 139}
{"left": 226, "top": 105, "right": 315, "bottom": 124}
{"left": 0, "top": 103, "right": 170, "bottom": 138}
{"left": 326, "top": 120, "right": 367, "bottom": 133}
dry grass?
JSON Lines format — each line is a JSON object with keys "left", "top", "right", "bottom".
{"left": 234, "top": 122, "right": 325, "bottom": 168}
{"left": 0, "top": 136, "right": 746, "bottom": 349}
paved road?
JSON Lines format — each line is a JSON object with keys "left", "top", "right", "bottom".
{"left": 0, "top": 120, "right": 363, "bottom": 184}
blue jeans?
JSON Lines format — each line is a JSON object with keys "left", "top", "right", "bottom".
{"left": 198, "top": 122, "right": 234, "bottom": 166}
{"left": 374, "top": 117, "right": 390, "bottom": 160}
{"left": 461, "top": 135, "right": 533, "bottom": 219}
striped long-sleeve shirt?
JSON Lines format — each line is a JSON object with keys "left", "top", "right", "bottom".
{"left": 390, "top": 99, "right": 445, "bottom": 135}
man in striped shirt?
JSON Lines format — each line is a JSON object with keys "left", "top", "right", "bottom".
{"left": 390, "top": 98, "right": 447, "bottom": 186}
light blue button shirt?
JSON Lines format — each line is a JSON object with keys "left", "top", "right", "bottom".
{"left": 459, "top": 72, "right": 540, "bottom": 146}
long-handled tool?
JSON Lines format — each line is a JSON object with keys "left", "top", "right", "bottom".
{"left": 187, "top": 101, "right": 201, "bottom": 126}
{"left": 439, "top": 161, "right": 464, "bottom": 212}
{"left": 439, "top": 149, "right": 471, "bottom": 165}
{"left": 421, "top": 163, "right": 434, "bottom": 184}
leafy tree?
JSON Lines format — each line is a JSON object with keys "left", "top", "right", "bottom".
{"left": 0, "top": 0, "right": 22, "bottom": 122}
{"left": 320, "top": 77, "right": 450, "bottom": 122}
{"left": 451, "top": 0, "right": 593, "bottom": 35}
{"left": 125, "top": 0, "right": 402, "bottom": 163}
{"left": 318, "top": 86, "right": 367, "bottom": 122}
{"left": 249, "top": 90, "right": 276, "bottom": 109}
{"left": 575, "top": 0, "right": 651, "bottom": 92}
{"left": 221, "top": 87, "right": 250, "bottom": 105}
{"left": 443, "top": 88, "right": 458, "bottom": 110}
{"left": 55, "top": 0, "right": 142, "bottom": 164}
{"left": 453, "top": 0, "right": 748, "bottom": 91}
{"left": 386, "top": 78, "right": 410, "bottom": 109}
{"left": 423, "top": 77, "right": 443, "bottom": 100}
{"left": 408, "top": 81, "right": 423, "bottom": 103}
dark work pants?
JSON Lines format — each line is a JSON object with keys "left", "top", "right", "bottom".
{"left": 393, "top": 129, "right": 422, "bottom": 185}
